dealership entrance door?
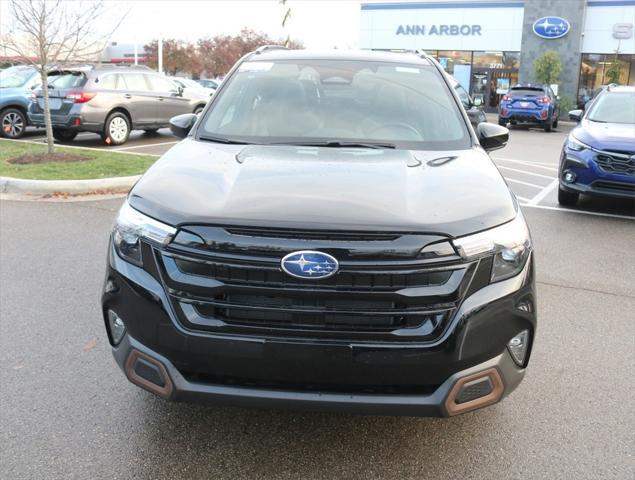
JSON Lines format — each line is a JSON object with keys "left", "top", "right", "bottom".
{"left": 470, "top": 69, "right": 519, "bottom": 112}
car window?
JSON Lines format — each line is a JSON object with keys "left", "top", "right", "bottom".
{"left": 98, "top": 74, "right": 118, "bottom": 90}
{"left": 147, "top": 75, "right": 177, "bottom": 92}
{"left": 48, "top": 72, "right": 87, "bottom": 88}
{"left": 454, "top": 84, "right": 471, "bottom": 109}
{"left": 0, "top": 67, "right": 35, "bottom": 88}
{"left": 121, "top": 73, "right": 149, "bottom": 91}
{"left": 509, "top": 88, "right": 543, "bottom": 97}
{"left": 201, "top": 59, "right": 470, "bottom": 150}
{"left": 586, "top": 92, "right": 635, "bottom": 124}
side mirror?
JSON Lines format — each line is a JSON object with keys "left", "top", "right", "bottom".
{"left": 472, "top": 97, "right": 483, "bottom": 107}
{"left": 568, "top": 109, "right": 583, "bottom": 122}
{"left": 177, "top": 85, "right": 184, "bottom": 96}
{"left": 477, "top": 122, "right": 508, "bottom": 152}
{"left": 169, "top": 113, "right": 197, "bottom": 138}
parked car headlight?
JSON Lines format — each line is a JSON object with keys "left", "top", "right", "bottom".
{"left": 112, "top": 201, "right": 176, "bottom": 265}
{"left": 452, "top": 212, "right": 531, "bottom": 283}
{"left": 566, "top": 135, "right": 589, "bottom": 152}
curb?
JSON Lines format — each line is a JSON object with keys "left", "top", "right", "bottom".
{"left": 0, "top": 175, "right": 141, "bottom": 195}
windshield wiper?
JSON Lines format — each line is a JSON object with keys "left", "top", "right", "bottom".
{"left": 275, "top": 141, "right": 396, "bottom": 149}
{"left": 199, "top": 134, "right": 250, "bottom": 145}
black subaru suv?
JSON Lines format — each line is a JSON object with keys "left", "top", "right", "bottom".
{"left": 102, "top": 48, "right": 536, "bottom": 417}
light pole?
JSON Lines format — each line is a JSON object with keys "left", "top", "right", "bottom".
{"left": 158, "top": 37, "right": 163, "bottom": 74}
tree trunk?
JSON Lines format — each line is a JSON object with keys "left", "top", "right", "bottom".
{"left": 39, "top": 69, "right": 54, "bottom": 154}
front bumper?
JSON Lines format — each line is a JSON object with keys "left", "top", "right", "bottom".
{"left": 114, "top": 332, "right": 524, "bottom": 416}
{"left": 102, "top": 240, "right": 536, "bottom": 417}
{"left": 560, "top": 150, "right": 635, "bottom": 200}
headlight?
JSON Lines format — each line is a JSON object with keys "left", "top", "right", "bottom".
{"left": 452, "top": 213, "right": 531, "bottom": 283}
{"left": 112, "top": 201, "right": 176, "bottom": 265}
{"left": 566, "top": 135, "right": 589, "bottom": 152}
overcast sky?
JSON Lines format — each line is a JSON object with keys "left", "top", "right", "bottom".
{"left": 100, "top": 0, "right": 363, "bottom": 48}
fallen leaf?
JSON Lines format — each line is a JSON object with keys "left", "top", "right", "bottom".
{"left": 82, "top": 338, "right": 97, "bottom": 351}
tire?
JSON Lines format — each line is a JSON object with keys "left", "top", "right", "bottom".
{"left": 1, "top": 108, "right": 26, "bottom": 139}
{"left": 498, "top": 118, "right": 507, "bottom": 126}
{"left": 53, "top": 128, "right": 78, "bottom": 142}
{"left": 193, "top": 105, "right": 204, "bottom": 115}
{"left": 553, "top": 117, "right": 558, "bottom": 128}
{"left": 144, "top": 128, "right": 159, "bottom": 135}
{"left": 558, "top": 186, "right": 579, "bottom": 207}
{"left": 543, "top": 119, "right": 553, "bottom": 132}
{"left": 102, "top": 112, "right": 130, "bottom": 146}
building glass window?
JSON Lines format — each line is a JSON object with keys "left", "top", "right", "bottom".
{"left": 436, "top": 51, "right": 472, "bottom": 75}
{"left": 578, "top": 54, "right": 635, "bottom": 107}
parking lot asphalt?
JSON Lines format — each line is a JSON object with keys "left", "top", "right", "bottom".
{"left": 2, "top": 125, "right": 634, "bottom": 480}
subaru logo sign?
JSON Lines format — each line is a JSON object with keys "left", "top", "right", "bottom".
{"left": 533, "top": 16, "right": 570, "bottom": 39}
{"left": 281, "top": 250, "right": 339, "bottom": 279}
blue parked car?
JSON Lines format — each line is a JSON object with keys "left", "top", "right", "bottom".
{"left": 558, "top": 86, "right": 635, "bottom": 206}
{"left": 498, "top": 83, "right": 560, "bottom": 132}
{"left": 0, "top": 65, "right": 41, "bottom": 139}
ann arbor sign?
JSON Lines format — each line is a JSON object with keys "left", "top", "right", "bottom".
{"left": 396, "top": 24, "right": 483, "bottom": 36}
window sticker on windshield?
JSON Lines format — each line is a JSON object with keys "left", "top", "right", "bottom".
{"left": 239, "top": 62, "right": 274, "bottom": 72}
{"left": 395, "top": 66, "right": 420, "bottom": 74}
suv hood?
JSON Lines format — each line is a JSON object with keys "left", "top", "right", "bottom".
{"left": 129, "top": 139, "right": 516, "bottom": 238}
{"left": 574, "top": 119, "right": 635, "bottom": 152}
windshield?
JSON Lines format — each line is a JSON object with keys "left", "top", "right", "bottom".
{"left": 508, "top": 88, "right": 544, "bottom": 97}
{"left": 0, "top": 66, "right": 35, "bottom": 88}
{"left": 587, "top": 92, "right": 635, "bottom": 124}
{"left": 48, "top": 71, "right": 87, "bottom": 88}
{"left": 200, "top": 59, "right": 470, "bottom": 150}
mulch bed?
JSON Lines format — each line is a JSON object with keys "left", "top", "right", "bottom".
{"left": 7, "top": 153, "right": 91, "bottom": 165}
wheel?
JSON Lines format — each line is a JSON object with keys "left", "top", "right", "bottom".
{"left": 193, "top": 105, "right": 204, "bottom": 115}
{"left": 498, "top": 118, "right": 507, "bottom": 126}
{"left": 543, "top": 119, "right": 553, "bottom": 132}
{"left": 558, "top": 186, "right": 579, "bottom": 207}
{"left": 144, "top": 128, "right": 159, "bottom": 135}
{"left": 552, "top": 117, "right": 558, "bottom": 128}
{"left": 102, "top": 112, "right": 130, "bottom": 146}
{"left": 1, "top": 108, "right": 26, "bottom": 139}
{"left": 53, "top": 128, "right": 78, "bottom": 142}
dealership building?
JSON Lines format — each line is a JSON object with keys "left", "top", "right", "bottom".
{"left": 360, "top": 0, "right": 635, "bottom": 111}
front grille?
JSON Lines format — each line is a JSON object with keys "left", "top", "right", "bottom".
{"left": 225, "top": 226, "right": 400, "bottom": 241}
{"left": 191, "top": 293, "right": 451, "bottom": 331}
{"left": 595, "top": 152, "right": 635, "bottom": 176}
{"left": 172, "top": 255, "right": 454, "bottom": 291}
{"left": 180, "top": 370, "right": 440, "bottom": 395}
{"left": 593, "top": 181, "right": 635, "bottom": 194}
{"left": 152, "top": 227, "right": 483, "bottom": 341}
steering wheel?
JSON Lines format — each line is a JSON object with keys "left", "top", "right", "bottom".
{"left": 368, "top": 122, "right": 422, "bottom": 140}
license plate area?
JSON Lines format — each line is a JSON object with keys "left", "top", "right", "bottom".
{"left": 38, "top": 98, "right": 62, "bottom": 110}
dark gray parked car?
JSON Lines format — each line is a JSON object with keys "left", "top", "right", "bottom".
{"left": 448, "top": 76, "right": 487, "bottom": 127}
{"left": 28, "top": 65, "right": 209, "bottom": 145}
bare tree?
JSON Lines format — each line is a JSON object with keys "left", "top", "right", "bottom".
{"left": 1, "top": 0, "right": 125, "bottom": 153}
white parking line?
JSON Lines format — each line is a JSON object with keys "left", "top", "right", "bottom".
{"left": 497, "top": 165, "right": 556, "bottom": 180}
{"left": 493, "top": 157, "right": 559, "bottom": 171}
{"left": 522, "top": 204, "right": 635, "bottom": 220}
{"left": 112, "top": 141, "right": 178, "bottom": 151}
{"left": 505, "top": 178, "right": 545, "bottom": 189}
{"left": 515, "top": 195, "right": 531, "bottom": 202}
{"left": 527, "top": 179, "right": 559, "bottom": 205}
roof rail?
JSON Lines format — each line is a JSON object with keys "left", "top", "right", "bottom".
{"left": 254, "top": 45, "right": 289, "bottom": 54}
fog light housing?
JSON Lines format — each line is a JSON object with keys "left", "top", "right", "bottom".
{"left": 507, "top": 330, "right": 530, "bottom": 366}
{"left": 107, "top": 310, "right": 126, "bottom": 345}
{"left": 563, "top": 170, "right": 576, "bottom": 183}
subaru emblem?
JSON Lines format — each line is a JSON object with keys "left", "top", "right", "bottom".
{"left": 281, "top": 250, "right": 339, "bottom": 279}
{"left": 532, "top": 16, "right": 570, "bottom": 39}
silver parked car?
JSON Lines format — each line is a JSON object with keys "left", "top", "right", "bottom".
{"left": 171, "top": 76, "right": 215, "bottom": 98}
{"left": 28, "top": 65, "right": 209, "bottom": 145}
